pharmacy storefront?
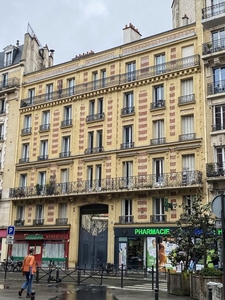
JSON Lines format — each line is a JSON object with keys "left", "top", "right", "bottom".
{"left": 114, "top": 227, "right": 177, "bottom": 270}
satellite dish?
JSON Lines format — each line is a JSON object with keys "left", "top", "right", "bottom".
{"left": 211, "top": 195, "right": 225, "bottom": 218}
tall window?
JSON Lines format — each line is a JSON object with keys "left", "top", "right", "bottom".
{"left": 126, "top": 62, "right": 136, "bottom": 81}
{"left": 0, "top": 99, "right": 5, "bottom": 114}
{"left": 155, "top": 54, "right": 165, "bottom": 74}
{"left": 123, "top": 92, "right": 134, "bottom": 114}
{"left": 122, "top": 199, "right": 132, "bottom": 223}
{"left": 213, "top": 67, "right": 225, "bottom": 93}
{"left": 214, "top": 105, "right": 225, "bottom": 130}
{"left": 97, "top": 98, "right": 103, "bottom": 116}
{"left": 22, "top": 143, "right": 29, "bottom": 162}
{"left": 36, "top": 205, "right": 44, "bottom": 220}
{"left": 68, "top": 78, "right": 75, "bottom": 96}
{"left": 28, "top": 89, "right": 35, "bottom": 104}
{"left": 153, "top": 120, "right": 164, "bottom": 140}
{"left": 182, "top": 154, "right": 195, "bottom": 185}
{"left": 38, "top": 171, "right": 46, "bottom": 186}
{"left": 87, "top": 166, "right": 93, "bottom": 190}
{"left": 96, "top": 165, "right": 102, "bottom": 190}
{"left": 212, "top": 29, "right": 225, "bottom": 50}
{"left": 20, "top": 174, "right": 27, "bottom": 187}
{"left": 216, "top": 147, "right": 225, "bottom": 171}
{"left": 0, "top": 124, "right": 4, "bottom": 140}
{"left": 24, "top": 115, "right": 31, "bottom": 129}
{"left": 40, "top": 140, "right": 48, "bottom": 159}
{"left": 41, "top": 111, "right": 50, "bottom": 130}
{"left": 153, "top": 158, "right": 164, "bottom": 185}
{"left": 153, "top": 85, "right": 164, "bottom": 108}
{"left": 63, "top": 105, "right": 72, "bottom": 126}
{"left": 101, "top": 70, "right": 106, "bottom": 88}
{"left": 183, "top": 195, "right": 196, "bottom": 216}
{"left": 2, "top": 73, "right": 8, "bottom": 87}
{"left": 123, "top": 126, "right": 133, "bottom": 148}
{"left": 153, "top": 198, "right": 165, "bottom": 222}
{"left": 62, "top": 136, "right": 70, "bottom": 156}
{"left": 59, "top": 203, "right": 67, "bottom": 218}
{"left": 97, "top": 130, "right": 103, "bottom": 150}
{"left": 181, "top": 115, "right": 194, "bottom": 140}
{"left": 93, "top": 72, "right": 98, "bottom": 89}
{"left": 88, "top": 131, "right": 94, "bottom": 151}
{"left": 17, "top": 206, "right": 24, "bottom": 220}
{"left": 46, "top": 84, "right": 53, "bottom": 101}
{"left": 4, "top": 51, "right": 12, "bottom": 66}
{"left": 123, "top": 161, "right": 133, "bottom": 187}
{"left": 182, "top": 79, "right": 193, "bottom": 96}
{"left": 89, "top": 100, "right": 95, "bottom": 115}
{"left": 61, "top": 169, "right": 69, "bottom": 193}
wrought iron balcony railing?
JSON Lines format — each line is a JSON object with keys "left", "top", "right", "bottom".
{"left": 21, "top": 55, "right": 200, "bottom": 107}
{"left": 178, "top": 94, "right": 195, "bottom": 104}
{"left": 150, "top": 100, "right": 165, "bottom": 109}
{"left": 33, "top": 219, "right": 44, "bottom": 226}
{"left": 121, "top": 106, "right": 135, "bottom": 115}
{"left": 19, "top": 157, "right": 29, "bottom": 163}
{"left": 202, "top": 2, "right": 225, "bottom": 19}
{"left": 14, "top": 219, "right": 25, "bottom": 226}
{"left": 150, "top": 214, "right": 167, "bottom": 223}
{"left": 59, "top": 151, "right": 71, "bottom": 158}
{"left": 37, "top": 155, "right": 48, "bottom": 161}
{"left": 56, "top": 218, "right": 68, "bottom": 225}
{"left": 86, "top": 113, "right": 105, "bottom": 122}
{"left": 207, "top": 80, "right": 225, "bottom": 95}
{"left": 206, "top": 163, "right": 225, "bottom": 177}
{"left": 61, "top": 119, "right": 72, "bottom": 127}
{"left": 9, "top": 170, "right": 203, "bottom": 198}
{"left": 202, "top": 38, "right": 225, "bottom": 55}
{"left": 39, "top": 124, "right": 50, "bottom": 131}
{"left": 212, "top": 124, "right": 225, "bottom": 131}
{"left": 120, "top": 142, "right": 134, "bottom": 149}
{"left": 0, "top": 77, "right": 20, "bottom": 90}
{"left": 150, "top": 137, "right": 166, "bottom": 145}
{"left": 84, "top": 147, "right": 104, "bottom": 154}
{"left": 21, "top": 127, "right": 32, "bottom": 135}
{"left": 179, "top": 133, "right": 196, "bottom": 141}
{"left": 119, "top": 215, "right": 134, "bottom": 224}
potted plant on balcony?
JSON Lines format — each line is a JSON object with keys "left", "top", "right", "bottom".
{"left": 36, "top": 184, "right": 43, "bottom": 195}
{"left": 205, "top": 43, "right": 212, "bottom": 54}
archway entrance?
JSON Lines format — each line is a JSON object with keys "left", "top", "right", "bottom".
{"left": 78, "top": 204, "right": 108, "bottom": 268}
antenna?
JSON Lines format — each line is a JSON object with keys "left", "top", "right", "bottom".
{"left": 27, "top": 23, "right": 42, "bottom": 48}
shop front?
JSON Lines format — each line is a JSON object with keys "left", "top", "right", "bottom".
{"left": 0, "top": 229, "right": 7, "bottom": 260}
{"left": 12, "top": 230, "right": 70, "bottom": 267}
{"left": 114, "top": 226, "right": 177, "bottom": 270}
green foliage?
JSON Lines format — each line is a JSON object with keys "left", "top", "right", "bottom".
{"left": 199, "top": 267, "right": 222, "bottom": 276}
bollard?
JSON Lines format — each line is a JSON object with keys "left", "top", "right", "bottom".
{"left": 154, "top": 288, "right": 159, "bottom": 300}
{"left": 208, "top": 287, "right": 212, "bottom": 300}
{"left": 121, "top": 263, "right": 124, "bottom": 289}
{"left": 35, "top": 267, "right": 39, "bottom": 282}
{"left": 31, "top": 291, "right": 35, "bottom": 300}
{"left": 152, "top": 265, "right": 154, "bottom": 290}
{"left": 56, "top": 268, "right": 60, "bottom": 283}
{"left": 144, "top": 266, "right": 147, "bottom": 278}
{"left": 77, "top": 268, "right": 81, "bottom": 285}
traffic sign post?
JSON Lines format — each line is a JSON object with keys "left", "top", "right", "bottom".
{"left": 4, "top": 226, "right": 15, "bottom": 280}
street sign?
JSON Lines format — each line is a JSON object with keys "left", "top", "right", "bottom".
{"left": 7, "top": 226, "right": 15, "bottom": 236}
{"left": 215, "top": 220, "right": 222, "bottom": 229}
{"left": 6, "top": 235, "right": 14, "bottom": 244}
{"left": 211, "top": 195, "right": 225, "bottom": 218}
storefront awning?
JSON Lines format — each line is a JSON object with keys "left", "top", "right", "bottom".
{"left": 25, "top": 234, "right": 44, "bottom": 240}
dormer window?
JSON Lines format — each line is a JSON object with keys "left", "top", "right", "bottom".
{"left": 4, "top": 51, "right": 12, "bottom": 67}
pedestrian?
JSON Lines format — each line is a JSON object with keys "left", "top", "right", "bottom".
{"left": 18, "top": 248, "right": 36, "bottom": 298}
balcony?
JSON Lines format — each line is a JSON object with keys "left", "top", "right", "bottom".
{"left": 206, "top": 163, "right": 225, "bottom": 177}
{"left": 207, "top": 80, "right": 225, "bottom": 96}
{"left": 84, "top": 147, "right": 104, "bottom": 154}
{"left": 0, "top": 109, "right": 6, "bottom": 115}
{"left": 120, "top": 142, "right": 134, "bottom": 149}
{"left": 150, "top": 100, "right": 165, "bottom": 110}
{"left": 150, "top": 215, "right": 167, "bottom": 223}
{"left": 212, "top": 124, "right": 225, "bottom": 131}
{"left": 59, "top": 151, "right": 71, "bottom": 158}
{"left": 178, "top": 94, "right": 195, "bottom": 105}
{"left": 37, "top": 155, "right": 48, "bottom": 161}
{"left": 179, "top": 133, "right": 196, "bottom": 141}
{"left": 150, "top": 137, "right": 166, "bottom": 145}
{"left": 202, "top": 2, "right": 225, "bottom": 28}
{"left": 33, "top": 219, "right": 44, "bottom": 226}
{"left": 21, "top": 127, "right": 31, "bottom": 135}
{"left": 121, "top": 106, "right": 135, "bottom": 116}
{"left": 202, "top": 38, "right": 225, "bottom": 55}
{"left": 0, "top": 77, "right": 20, "bottom": 91}
{"left": 39, "top": 124, "right": 50, "bottom": 132}
{"left": 9, "top": 170, "right": 203, "bottom": 198}
{"left": 86, "top": 113, "right": 105, "bottom": 122}
{"left": 21, "top": 55, "right": 200, "bottom": 107}
{"left": 55, "top": 218, "right": 68, "bottom": 225}
{"left": 119, "top": 215, "right": 134, "bottom": 224}
{"left": 19, "top": 157, "right": 29, "bottom": 163}
{"left": 61, "top": 119, "right": 72, "bottom": 128}
{"left": 14, "top": 219, "right": 25, "bottom": 226}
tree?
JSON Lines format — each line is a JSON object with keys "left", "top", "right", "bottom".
{"left": 168, "top": 193, "right": 218, "bottom": 270}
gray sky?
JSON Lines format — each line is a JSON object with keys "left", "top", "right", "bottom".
{"left": 1, "top": 0, "right": 173, "bottom": 65}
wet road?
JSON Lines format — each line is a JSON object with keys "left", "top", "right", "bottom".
{"left": 49, "top": 285, "right": 116, "bottom": 300}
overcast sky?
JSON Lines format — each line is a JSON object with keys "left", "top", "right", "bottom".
{"left": 1, "top": 0, "right": 173, "bottom": 65}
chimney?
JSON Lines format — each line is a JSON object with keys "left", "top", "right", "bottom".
{"left": 182, "top": 14, "right": 189, "bottom": 26}
{"left": 16, "top": 40, "right": 19, "bottom": 47}
{"left": 123, "top": 23, "right": 142, "bottom": 44}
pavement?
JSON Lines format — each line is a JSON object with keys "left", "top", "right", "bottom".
{"left": 0, "top": 272, "right": 190, "bottom": 300}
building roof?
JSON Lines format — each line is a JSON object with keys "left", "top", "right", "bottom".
{"left": 0, "top": 44, "right": 24, "bottom": 70}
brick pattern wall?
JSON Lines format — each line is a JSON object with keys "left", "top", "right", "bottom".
{"left": 32, "top": 114, "right": 39, "bottom": 158}
{"left": 47, "top": 204, "right": 55, "bottom": 223}
{"left": 137, "top": 194, "right": 147, "bottom": 220}
{"left": 52, "top": 110, "right": 60, "bottom": 155}
{"left": 79, "top": 105, "right": 85, "bottom": 152}
{"left": 107, "top": 98, "right": 113, "bottom": 146}
{"left": 138, "top": 90, "right": 148, "bottom": 142}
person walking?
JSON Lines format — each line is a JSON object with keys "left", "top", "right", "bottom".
{"left": 18, "top": 248, "right": 36, "bottom": 298}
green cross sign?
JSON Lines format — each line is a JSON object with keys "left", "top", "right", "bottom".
{"left": 163, "top": 198, "right": 173, "bottom": 211}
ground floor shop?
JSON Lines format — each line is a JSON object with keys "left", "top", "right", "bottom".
{"left": 12, "top": 230, "right": 70, "bottom": 267}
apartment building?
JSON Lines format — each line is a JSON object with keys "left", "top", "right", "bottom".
{"left": 9, "top": 19, "right": 205, "bottom": 268}
{"left": 0, "top": 24, "right": 53, "bottom": 259}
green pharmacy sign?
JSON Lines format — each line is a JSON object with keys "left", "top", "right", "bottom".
{"left": 134, "top": 228, "right": 171, "bottom": 236}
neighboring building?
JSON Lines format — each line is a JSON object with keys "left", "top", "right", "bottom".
{"left": 0, "top": 24, "right": 53, "bottom": 259}
{"left": 9, "top": 13, "right": 206, "bottom": 268}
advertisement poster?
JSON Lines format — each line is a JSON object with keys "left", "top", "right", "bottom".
{"left": 147, "top": 237, "right": 177, "bottom": 270}
{"left": 119, "top": 242, "right": 127, "bottom": 268}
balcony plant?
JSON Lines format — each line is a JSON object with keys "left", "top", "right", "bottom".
{"left": 205, "top": 43, "right": 212, "bottom": 54}
{"left": 36, "top": 184, "right": 43, "bottom": 196}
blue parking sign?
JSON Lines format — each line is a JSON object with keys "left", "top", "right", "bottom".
{"left": 7, "top": 226, "right": 15, "bottom": 235}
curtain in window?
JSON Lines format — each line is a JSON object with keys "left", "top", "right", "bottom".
{"left": 182, "top": 115, "right": 194, "bottom": 134}
{"left": 12, "top": 243, "right": 27, "bottom": 258}
{"left": 182, "top": 79, "right": 193, "bottom": 95}
{"left": 42, "top": 243, "right": 64, "bottom": 259}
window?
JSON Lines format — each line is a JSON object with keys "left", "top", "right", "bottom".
{"left": 153, "top": 120, "right": 164, "bottom": 143}
{"left": 182, "top": 45, "right": 194, "bottom": 58}
{"left": 121, "top": 199, "right": 132, "bottom": 223}
{"left": 96, "top": 165, "right": 102, "bottom": 190}
{"left": 89, "top": 100, "right": 95, "bottom": 115}
{"left": 122, "top": 161, "right": 133, "bottom": 188}
{"left": 62, "top": 105, "right": 72, "bottom": 127}
{"left": 46, "top": 84, "right": 53, "bottom": 101}
{"left": 88, "top": 131, "right": 94, "bottom": 151}
{"left": 21, "top": 143, "right": 29, "bottom": 162}
{"left": 22, "top": 115, "right": 31, "bottom": 134}
{"left": 153, "top": 85, "right": 164, "bottom": 108}
{"left": 4, "top": 51, "right": 12, "bottom": 66}
{"left": 61, "top": 136, "right": 70, "bottom": 157}
{"left": 216, "top": 147, "right": 225, "bottom": 172}
{"left": 122, "top": 126, "right": 133, "bottom": 148}
{"left": 213, "top": 67, "right": 225, "bottom": 93}
{"left": 97, "top": 98, "right": 103, "bottom": 116}
{"left": 182, "top": 78, "right": 193, "bottom": 96}
{"left": 87, "top": 166, "right": 93, "bottom": 190}
{"left": 2, "top": 73, "right": 8, "bottom": 87}
{"left": 61, "top": 169, "right": 69, "bottom": 193}
{"left": 28, "top": 89, "right": 35, "bottom": 104}
{"left": 38, "top": 171, "right": 46, "bottom": 186}
{"left": 93, "top": 72, "right": 98, "bottom": 89}
{"left": 155, "top": 54, "right": 165, "bottom": 74}
{"left": 97, "top": 130, "right": 103, "bottom": 151}
{"left": 153, "top": 158, "right": 164, "bottom": 186}
{"left": 212, "top": 29, "right": 225, "bottom": 50}
{"left": 214, "top": 105, "right": 225, "bottom": 130}
{"left": 68, "top": 78, "right": 75, "bottom": 96}
{"left": 101, "top": 70, "right": 106, "bottom": 88}
{"left": 181, "top": 115, "right": 194, "bottom": 140}
{"left": 182, "top": 154, "right": 195, "bottom": 185}
{"left": 0, "top": 99, "right": 5, "bottom": 114}
{"left": 39, "top": 140, "right": 48, "bottom": 160}
{"left": 0, "top": 124, "right": 4, "bottom": 140}
{"left": 126, "top": 62, "right": 136, "bottom": 81}
{"left": 41, "top": 111, "right": 50, "bottom": 131}
{"left": 20, "top": 174, "right": 27, "bottom": 188}
{"left": 183, "top": 195, "right": 196, "bottom": 216}
{"left": 153, "top": 198, "right": 165, "bottom": 222}
{"left": 36, "top": 205, "right": 44, "bottom": 220}
{"left": 59, "top": 203, "right": 67, "bottom": 218}
{"left": 17, "top": 206, "right": 25, "bottom": 220}
{"left": 122, "top": 92, "right": 134, "bottom": 114}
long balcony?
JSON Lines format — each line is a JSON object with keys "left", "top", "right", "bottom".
{"left": 84, "top": 147, "right": 104, "bottom": 154}
{"left": 0, "top": 77, "right": 20, "bottom": 91}
{"left": 150, "top": 100, "right": 165, "bottom": 110}
{"left": 21, "top": 127, "right": 32, "bottom": 135}
{"left": 207, "top": 80, "right": 225, "bottom": 96}
{"left": 9, "top": 170, "right": 203, "bottom": 198}
{"left": 61, "top": 119, "right": 72, "bottom": 127}
{"left": 206, "top": 163, "right": 225, "bottom": 177}
{"left": 202, "top": 38, "right": 225, "bottom": 55}
{"left": 21, "top": 55, "right": 200, "bottom": 108}
{"left": 150, "top": 137, "right": 166, "bottom": 145}
{"left": 179, "top": 133, "right": 196, "bottom": 141}
{"left": 121, "top": 106, "right": 135, "bottom": 116}
{"left": 212, "top": 124, "right": 225, "bottom": 131}
{"left": 178, "top": 94, "right": 195, "bottom": 105}
{"left": 202, "top": 2, "right": 225, "bottom": 28}
{"left": 39, "top": 124, "right": 50, "bottom": 132}
{"left": 86, "top": 113, "right": 105, "bottom": 122}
